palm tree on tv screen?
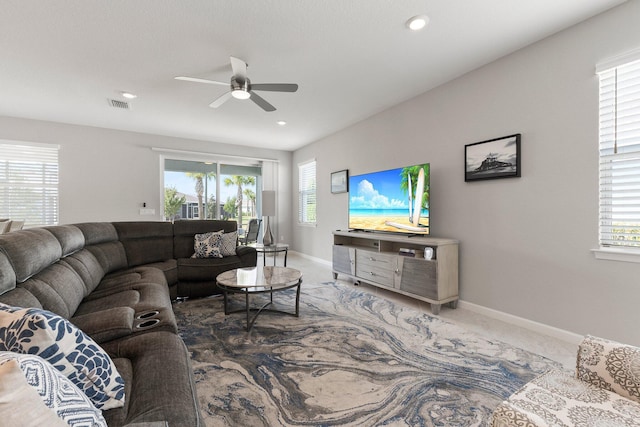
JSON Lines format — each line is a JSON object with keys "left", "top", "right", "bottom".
{"left": 399, "top": 164, "right": 430, "bottom": 209}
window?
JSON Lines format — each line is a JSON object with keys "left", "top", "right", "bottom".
{"left": 163, "top": 158, "right": 261, "bottom": 231}
{"left": 597, "top": 51, "right": 640, "bottom": 254}
{"left": 298, "top": 159, "right": 316, "bottom": 225}
{"left": 0, "top": 141, "right": 59, "bottom": 228}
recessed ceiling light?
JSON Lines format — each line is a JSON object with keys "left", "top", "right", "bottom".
{"left": 121, "top": 92, "right": 137, "bottom": 99}
{"left": 277, "top": 120, "right": 287, "bottom": 126}
{"left": 406, "top": 14, "right": 429, "bottom": 31}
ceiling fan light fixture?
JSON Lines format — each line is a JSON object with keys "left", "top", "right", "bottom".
{"left": 231, "top": 89, "right": 251, "bottom": 100}
{"left": 231, "top": 76, "right": 251, "bottom": 100}
{"left": 406, "top": 14, "right": 429, "bottom": 31}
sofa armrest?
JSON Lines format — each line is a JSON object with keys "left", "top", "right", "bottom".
{"left": 236, "top": 245, "right": 257, "bottom": 267}
{"left": 71, "top": 307, "right": 135, "bottom": 343}
{"left": 576, "top": 335, "right": 640, "bottom": 404}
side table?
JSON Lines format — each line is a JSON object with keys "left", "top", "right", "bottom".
{"left": 249, "top": 243, "right": 289, "bottom": 266}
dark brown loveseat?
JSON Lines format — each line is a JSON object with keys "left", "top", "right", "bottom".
{"left": 0, "top": 220, "right": 256, "bottom": 426}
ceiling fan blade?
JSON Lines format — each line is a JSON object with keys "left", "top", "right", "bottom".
{"left": 250, "top": 92, "right": 276, "bottom": 112}
{"left": 251, "top": 83, "right": 298, "bottom": 92}
{"left": 174, "top": 76, "right": 228, "bottom": 86}
{"left": 230, "top": 56, "right": 247, "bottom": 79}
{"left": 209, "top": 91, "right": 233, "bottom": 108}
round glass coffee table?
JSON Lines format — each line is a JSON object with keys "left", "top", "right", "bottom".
{"left": 216, "top": 266, "right": 302, "bottom": 331}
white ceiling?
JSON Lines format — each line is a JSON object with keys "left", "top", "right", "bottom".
{"left": 0, "top": 0, "right": 627, "bottom": 151}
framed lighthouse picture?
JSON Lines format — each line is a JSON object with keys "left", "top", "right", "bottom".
{"left": 465, "top": 134, "right": 521, "bottom": 182}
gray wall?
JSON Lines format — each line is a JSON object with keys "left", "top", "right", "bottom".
{"left": 293, "top": 1, "right": 640, "bottom": 345}
{"left": 0, "top": 116, "right": 293, "bottom": 241}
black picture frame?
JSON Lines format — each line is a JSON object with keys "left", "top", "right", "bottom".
{"left": 331, "top": 170, "right": 349, "bottom": 193}
{"left": 465, "top": 134, "right": 521, "bottom": 182}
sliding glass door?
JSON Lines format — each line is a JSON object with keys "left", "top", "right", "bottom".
{"left": 163, "top": 158, "right": 263, "bottom": 235}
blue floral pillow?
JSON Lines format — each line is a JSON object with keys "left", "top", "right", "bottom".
{"left": 192, "top": 230, "right": 224, "bottom": 258}
{"left": 0, "top": 352, "right": 107, "bottom": 426}
{"left": 0, "top": 304, "right": 125, "bottom": 410}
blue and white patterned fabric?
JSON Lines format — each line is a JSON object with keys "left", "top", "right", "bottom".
{"left": 0, "top": 304, "right": 125, "bottom": 410}
{"left": 0, "top": 351, "right": 108, "bottom": 427}
{"left": 192, "top": 231, "right": 224, "bottom": 258}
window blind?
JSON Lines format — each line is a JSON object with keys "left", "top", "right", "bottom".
{"left": 298, "top": 159, "right": 316, "bottom": 224}
{"left": 0, "top": 142, "right": 59, "bottom": 227}
{"left": 598, "top": 57, "right": 640, "bottom": 248}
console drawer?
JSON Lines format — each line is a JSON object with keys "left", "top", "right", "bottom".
{"left": 356, "top": 251, "right": 395, "bottom": 286}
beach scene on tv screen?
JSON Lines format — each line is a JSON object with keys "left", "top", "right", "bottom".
{"left": 349, "top": 164, "right": 430, "bottom": 234}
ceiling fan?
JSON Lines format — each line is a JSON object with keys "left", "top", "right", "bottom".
{"left": 175, "top": 56, "right": 298, "bottom": 112}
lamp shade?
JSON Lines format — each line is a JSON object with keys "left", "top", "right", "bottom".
{"left": 262, "top": 190, "right": 276, "bottom": 216}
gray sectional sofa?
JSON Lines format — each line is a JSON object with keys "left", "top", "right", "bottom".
{"left": 0, "top": 220, "right": 257, "bottom": 426}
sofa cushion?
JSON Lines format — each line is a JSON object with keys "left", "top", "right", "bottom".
{"left": 0, "top": 251, "right": 16, "bottom": 295}
{"left": 44, "top": 225, "right": 85, "bottom": 257}
{"left": 490, "top": 369, "right": 640, "bottom": 427}
{"left": 75, "top": 222, "right": 129, "bottom": 274}
{"left": 0, "top": 359, "right": 68, "bottom": 427}
{"left": 100, "top": 331, "right": 201, "bottom": 427}
{"left": 0, "top": 228, "right": 62, "bottom": 282}
{"left": 178, "top": 255, "right": 244, "bottom": 281}
{"left": 75, "top": 222, "right": 119, "bottom": 245}
{"left": 87, "top": 266, "right": 168, "bottom": 299}
{"left": 192, "top": 231, "right": 223, "bottom": 258}
{"left": 113, "top": 221, "right": 174, "bottom": 267}
{"left": 0, "top": 287, "right": 43, "bottom": 309}
{"left": 0, "top": 353, "right": 107, "bottom": 427}
{"left": 140, "top": 258, "right": 178, "bottom": 285}
{"left": 71, "top": 307, "right": 135, "bottom": 343}
{"left": 19, "top": 261, "right": 87, "bottom": 318}
{"left": 0, "top": 304, "right": 125, "bottom": 410}
{"left": 62, "top": 248, "right": 106, "bottom": 295}
{"left": 577, "top": 335, "right": 640, "bottom": 405}
{"left": 85, "top": 241, "right": 129, "bottom": 275}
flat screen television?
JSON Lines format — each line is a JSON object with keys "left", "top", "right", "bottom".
{"left": 348, "top": 163, "right": 429, "bottom": 235}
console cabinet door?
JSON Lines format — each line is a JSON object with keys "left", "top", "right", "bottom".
{"left": 333, "top": 245, "right": 355, "bottom": 275}
{"left": 398, "top": 258, "right": 438, "bottom": 299}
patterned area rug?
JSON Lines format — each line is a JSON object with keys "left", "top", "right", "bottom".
{"left": 173, "top": 281, "right": 560, "bottom": 427}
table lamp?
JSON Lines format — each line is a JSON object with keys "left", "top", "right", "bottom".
{"left": 262, "top": 190, "right": 276, "bottom": 246}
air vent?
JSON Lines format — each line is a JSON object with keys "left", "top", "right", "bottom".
{"left": 107, "top": 99, "right": 131, "bottom": 109}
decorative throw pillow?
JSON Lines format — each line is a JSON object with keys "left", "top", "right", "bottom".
{"left": 192, "top": 230, "right": 223, "bottom": 258}
{"left": 0, "top": 352, "right": 107, "bottom": 426}
{"left": 0, "top": 304, "right": 125, "bottom": 410}
{"left": 220, "top": 231, "right": 238, "bottom": 256}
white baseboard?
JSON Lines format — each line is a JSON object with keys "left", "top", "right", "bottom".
{"left": 290, "top": 251, "right": 582, "bottom": 345}
{"left": 458, "top": 300, "right": 583, "bottom": 345}
{"left": 289, "top": 250, "right": 332, "bottom": 267}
